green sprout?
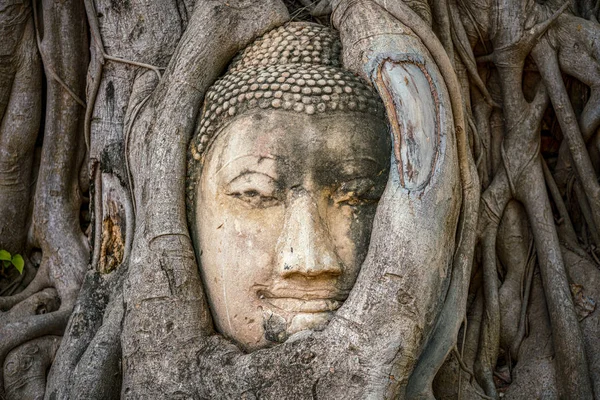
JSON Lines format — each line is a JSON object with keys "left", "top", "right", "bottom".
{"left": 0, "top": 249, "right": 24, "bottom": 274}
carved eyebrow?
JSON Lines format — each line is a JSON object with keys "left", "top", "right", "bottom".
{"left": 214, "top": 154, "right": 279, "bottom": 177}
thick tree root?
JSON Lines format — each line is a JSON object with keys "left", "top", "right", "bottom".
{"left": 0, "top": 306, "right": 72, "bottom": 394}
{"left": 45, "top": 254, "right": 127, "bottom": 399}
{"left": 0, "top": 1, "right": 89, "bottom": 398}
{"left": 356, "top": 1, "right": 480, "bottom": 398}
{"left": 3, "top": 335, "right": 61, "bottom": 400}
{"left": 0, "top": 5, "right": 41, "bottom": 255}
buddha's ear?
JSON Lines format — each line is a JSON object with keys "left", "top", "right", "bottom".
{"left": 331, "top": 1, "right": 478, "bottom": 396}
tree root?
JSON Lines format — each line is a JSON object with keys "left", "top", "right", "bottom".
{"left": 520, "top": 162, "right": 594, "bottom": 398}
{"left": 532, "top": 37, "right": 600, "bottom": 237}
{"left": 497, "top": 202, "right": 530, "bottom": 357}
{"left": 359, "top": 2, "right": 480, "bottom": 398}
{"left": 0, "top": 306, "right": 72, "bottom": 394}
{"left": 83, "top": 0, "right": 164, "bottom": 154}
{"left": 0, "top": 258, "right": 36, "bottom": 297}
{"left": 452, "top": 347, "right": 495, "bottom": 400}
{"left": 448, "top": 0, "right": 498, "bottom": 108}
{"left": 511, "top": 242, "right": 535, "bottom": 360}
{"left": 31, "top": 3, "right": 85, "bottom": 108}
{"left": 0, "top": 288, "right": 60, "bottom": 326}
{"left": 0, "top": 1, "right": 90, "bottom": 398}
{"left": 3, "top": 335, "right": 61, "bottom": 400}
{"left": 474, "top": 193, "right": 505, "bottom": 398}
{"left": 0, "top": 7, "right": 42, "bottom": 255}
{"left": 432, "top": 0, "right": 453, "bottom": 61}
{"left": 64, "top": 291, "right": 123, "bottom": 400}
{"left": 45, "top": 264, "right": 126, "bottom": 400}
{"left": 542, "top": 158, "right": 579, "bottom": 247}
{"left": 463, "top": 1, "right": 596, "bottom": 396}
{"left": 574, "top": 180, "right": 600, "bottom": 247}
{"left": 0, "top": 262, "right": 50, "bottom": 311}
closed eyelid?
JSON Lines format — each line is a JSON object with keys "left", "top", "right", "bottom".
{"left": 226, "top": 171, "right": 278, "bottom": 186}
{"left": 215, "top": 155, "right": 280, "bottom": 185}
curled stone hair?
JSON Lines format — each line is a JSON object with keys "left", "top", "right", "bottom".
{"left": 186, "top": 22, "right": 386, "bottom": 207}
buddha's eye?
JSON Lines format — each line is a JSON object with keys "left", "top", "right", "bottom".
{"left": 230, "top": 189, "right": 280, "bottom": 208}
{"left": 333, "top": 178, "right": 384, "bottom": 207}
{"left": 225, "top": 173, "right": 281, "bottom": 208}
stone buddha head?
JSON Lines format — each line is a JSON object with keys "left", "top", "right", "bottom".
{"left": 187, "top": 22, "right": 391, "bottom": 352}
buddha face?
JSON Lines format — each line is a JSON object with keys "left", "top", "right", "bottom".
{"left": 193, "top": 110, "right": 390, "bottom": 351}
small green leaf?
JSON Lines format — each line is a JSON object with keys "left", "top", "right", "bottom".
{"left": 0, "top": 249, "right": 11, "bottom": 261}
{"left": 11, "top": 254, "right": 24, "bottom": 274}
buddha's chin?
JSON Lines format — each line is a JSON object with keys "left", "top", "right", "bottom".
{"left": 259, "top": 308, "right": 334, "bottom": 347}
{"left": 287, "top": 311, "right": 333, "bottom": 335}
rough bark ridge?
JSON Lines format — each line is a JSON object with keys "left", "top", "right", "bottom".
{"left": 0, "top": 0, "right": 599, "bottom": 399}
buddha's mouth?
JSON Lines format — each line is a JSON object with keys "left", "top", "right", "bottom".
{"left": 257, "top": 288, "right": 347, "bottom": 313}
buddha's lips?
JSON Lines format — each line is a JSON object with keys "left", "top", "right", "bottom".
{"left": 257, "top": 289, "right": 347, "bottom": 313}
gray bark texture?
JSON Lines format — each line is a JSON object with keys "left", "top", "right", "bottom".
{"left": 0, "top": 0, "right": 599, "bottom": 399}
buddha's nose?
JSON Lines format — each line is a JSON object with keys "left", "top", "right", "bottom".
{"left": 275, "top": 189, "right": 343, "bottom": 279}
